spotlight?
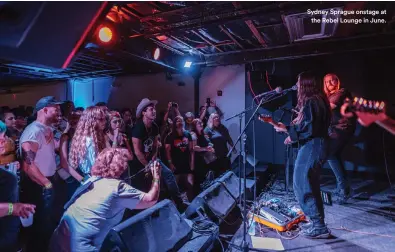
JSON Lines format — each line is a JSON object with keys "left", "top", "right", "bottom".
{"left": 184, "top": 61, "right": 192, "bottom": 68}
{"left": 153, "top": 47, "right": 160, "bottom": 60}
{"left": 98, "top": 26, "right": 113, "bottom": 43}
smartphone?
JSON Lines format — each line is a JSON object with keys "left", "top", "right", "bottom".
{"left": 206, "top": 98, "right": 211, "bottom": 106}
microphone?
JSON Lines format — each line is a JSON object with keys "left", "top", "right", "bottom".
{"left": 281, "top": 84, "right": 298, "bottom": 94}
{"left": 254, "top": 85, "right": 297, "bottom": 98}
{"left": 255, "top": 86, "right": 283, "bottom": 98}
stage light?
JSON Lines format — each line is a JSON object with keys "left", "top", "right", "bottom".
{"left": 98, "top": 26, "right": 113, "bottom": 43}
{"left": 153, "top": 47, "right": 160, "bottom": 60}
{"left": 184, "top": 61, "right": 192, "bottom": 68}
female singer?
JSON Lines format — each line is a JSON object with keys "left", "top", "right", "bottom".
{"left": 68, "top": 106, "right": 107, "bottom": 180}
{"left": 273, "top": 71, "right": 331, "bottom": 238}
{"left": 323, "top": 73, "right": 355, "bottom": 204}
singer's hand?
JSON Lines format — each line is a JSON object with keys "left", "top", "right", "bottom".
{"left": 284, "top": 136, "right": 292, "bottom": 145}
{"left": 274, "top": 122, "right": 287, "bottom": 133}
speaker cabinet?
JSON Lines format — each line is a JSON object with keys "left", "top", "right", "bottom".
{"left": 100, "top": 199, "right": 192, "bottom": 252}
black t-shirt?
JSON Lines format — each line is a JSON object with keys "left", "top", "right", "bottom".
{"left": 165, "top": 131, "right": 192, "bottom": 173}
{"left": 131, "top": 120, "right": 159, "bottom": 169}
{"left": 204, "top": 124, "right": 231, "bottom": 158}
{"left": 328, "top": 88, "right": 356, "bottom": 134}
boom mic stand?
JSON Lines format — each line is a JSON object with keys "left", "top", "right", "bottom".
{"left": 226, "top": 105, "right": 255, "bottom": 205}
{"left": 226, "top": 93, "right": 287, "bottom": 252}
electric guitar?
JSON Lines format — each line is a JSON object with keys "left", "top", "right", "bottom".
{"left": 341, "top": 97, "right": 386, "bottom": 126}
{"left": 341, "top": 97, "right": 395, "bottom": 135}
{"left": 257, "top": 114, "right": 281, "bottom": 128}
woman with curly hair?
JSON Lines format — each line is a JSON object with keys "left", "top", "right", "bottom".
{"left": 49, "top": 148, "right": 161, "bottom": 252}
{"left": 68, "top": 106, "right": 107, "bottom": 180}
{"left": 273, "top": 71, "right": 331, "bottom": 238}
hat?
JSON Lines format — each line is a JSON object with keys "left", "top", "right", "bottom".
{"left": 185, "top": 112, "right": 194, "bottom": 118}
{"left": 34, "top": 96, "right": 64, "bottom": 114}
{"left": 136, "top": 98, "right": 158, "bottom": 118}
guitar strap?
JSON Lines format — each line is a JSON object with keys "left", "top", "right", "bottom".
{"left": 64, "top": 176, "right": 102, "bottom": 210}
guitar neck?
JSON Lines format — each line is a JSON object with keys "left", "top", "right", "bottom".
{"left": 375, "top": 117, "right": 395, "bottom": 136}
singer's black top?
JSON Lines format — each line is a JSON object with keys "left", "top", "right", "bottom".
{"left": 287, "top": 95, "right": 331, "bottom": 144}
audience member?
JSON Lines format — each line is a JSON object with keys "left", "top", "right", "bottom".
{"left": 19, "top": 96, "right": 63, "bottom": 252}
{"left": 165, "top": 116, "right": 194, "bottom": 200}
{"left": 184, "top": 112, "right": 195, "bottom": 131}
{"left": 131, "top": 98, "right": 188, "bottom": 211}
{"left": 68, "top": 106, "right": 107, "bottom": 181}
{"left": 58, "top": 111, "right": 83, "bottom": 201}
{"left": 49, "top": 148, "right": 161, "bottom": 252}
{"left": 190, "top": 118, "right": 215, "bottom": 193}
{"left": 204, "top": 113, "right": 235, "bottom": 177}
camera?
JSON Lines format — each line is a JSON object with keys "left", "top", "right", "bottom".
{"left": 172, "top": 102, "right": 178, "bottom": 108}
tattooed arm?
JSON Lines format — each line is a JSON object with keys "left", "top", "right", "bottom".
{"left": 21, "top": 142, "right": 51, "bottom": 187}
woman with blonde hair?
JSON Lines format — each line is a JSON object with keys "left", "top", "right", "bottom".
{"left": 204, "top": 113, "right": 235, "bottom": 177}
{"left": 68, "top": 106, "right": 107, "bottom": 181}
{"left": 49, "top": 148, "right": 161, "bottom": 252}
{"left": 273, "top": 71, "right": 331, "bottom": 238}
{"left": 323, "top": 73, "right": 355, "bottom": 204}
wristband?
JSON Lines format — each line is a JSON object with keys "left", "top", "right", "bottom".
{"left": 152, "top": 178, "right": 160, "bottom": 184}
{"left": 8, "top": 203, "right": 13, "bottom": 216}
{"left": 44, "top": 182, "right": 53, "bottom": 189}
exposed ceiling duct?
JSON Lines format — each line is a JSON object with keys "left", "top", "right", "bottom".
{"left": 284, "top": 7, "right": 343, "bottom": 42}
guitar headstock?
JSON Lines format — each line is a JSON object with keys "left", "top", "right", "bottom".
{"left": 343, "top": 97, "right": 385, "bottom": 114}
{"left": 341, "top": 97, "right": 387, "bottom": 126}
{"left": 257, "top": 114, "right": 273, "bottom": 123}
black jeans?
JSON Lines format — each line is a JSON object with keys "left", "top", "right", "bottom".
{"left": 293, "top": 138, "right": 327, "bottom": 226}
{"left": 0, "top": 168, "right": 19, "bottom": 251}
{"left": 24, "top": 176, "right": 57, "bottom": 252}
{"left": 326, "top": 131, "right": 352, "bottom": 192}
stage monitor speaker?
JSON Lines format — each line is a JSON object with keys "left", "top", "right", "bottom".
{"left": 100, "top": 199, "right": 192, "bottom": 252}
{"left": 184, "top": 171, "right": 242, "bottom": 224}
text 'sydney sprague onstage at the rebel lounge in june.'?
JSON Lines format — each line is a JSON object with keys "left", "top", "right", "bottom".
{"left": 307, "top": 8, "right": 387, "bottom": 25}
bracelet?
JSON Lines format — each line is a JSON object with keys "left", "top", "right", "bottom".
{"left": 8, "top": 203, "right": 13, "bottom": 216}
{"left": 44, "top": 182, "right": 53, "bottom": 189}
{"left": 168, "top": 160, "right": 172, "bottom": 164}
{"left": 152, "top": 178, "right": 160, "bottom": 184}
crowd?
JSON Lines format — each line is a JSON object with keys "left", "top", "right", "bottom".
{"left": 0, "top": 96, "right": 234, "bottom": 252}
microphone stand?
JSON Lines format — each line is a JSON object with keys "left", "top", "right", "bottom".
{"left": 226, "top": 105, "right": 255, "bottom": 205}
{"left": 226, "top": 93, "right": 286, "bottom": 252}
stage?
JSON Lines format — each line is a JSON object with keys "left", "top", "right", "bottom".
{"left": 226, "top": 173, "right": 395, "bottom": 252}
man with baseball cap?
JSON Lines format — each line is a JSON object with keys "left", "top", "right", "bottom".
{"left": 131, "top": 98, "right": 189, "bottom": 211}
{"left": 19, "top": 96, "right": 63, "bottom": 252}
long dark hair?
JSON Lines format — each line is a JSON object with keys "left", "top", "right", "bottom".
{"left": 293, "top": 71, "right": 329, "bottom": 124}
{"left": 171, "top": 116, "right": 185, "bottom": 136}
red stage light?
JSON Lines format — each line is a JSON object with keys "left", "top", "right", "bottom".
{"left": 153, "top": 47, "right": 160, "bottom": 60}
{"left": 98, "top": 27, "right": 113, "bottom": 43}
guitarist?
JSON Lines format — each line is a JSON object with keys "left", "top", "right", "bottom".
{"left": 323, "top": 73, "right": 356, "bottom": 204}
{"left": 273, "top": 71, "right": 332, "bottom": 239}
{"left": 131, "top": 98, "right": 188, "bottom": 211}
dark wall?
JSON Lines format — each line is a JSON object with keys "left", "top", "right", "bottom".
{"left": 244, "top": 48, "right": 395, "bottom": 174}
